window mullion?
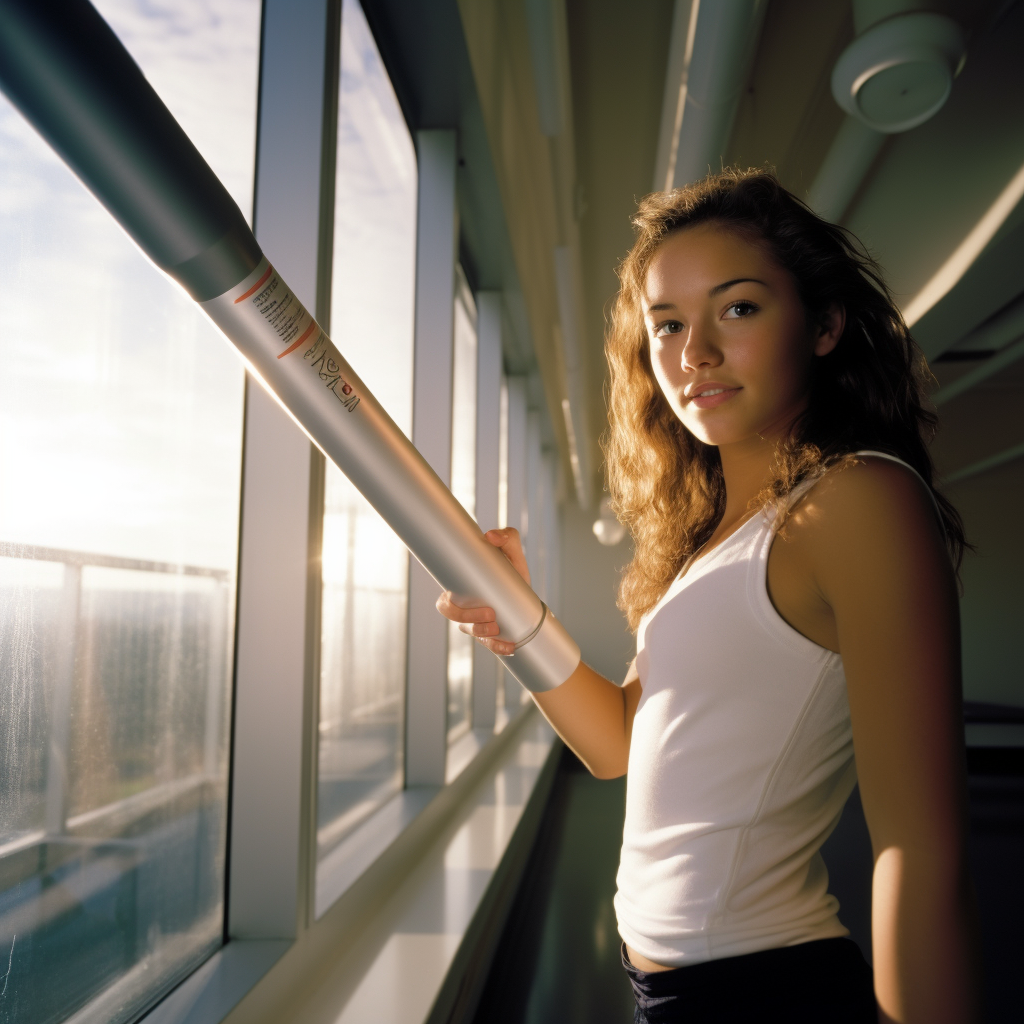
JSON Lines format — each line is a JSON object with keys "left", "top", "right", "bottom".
{"left": 405, "top": 129, "right": 458, "bottom": 787}
{"left": 472, "top": 292, "right": 504, "bottom": 730}
{"left": 228, "top": 0, "right": 334, "bottom": 942}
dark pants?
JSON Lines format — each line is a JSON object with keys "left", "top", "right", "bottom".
{"left": 622, "top": 938, "right": 877, "bottom": 1023}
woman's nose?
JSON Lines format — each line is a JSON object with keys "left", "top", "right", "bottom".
{"left": 680, "top": 323, "right": 721, "bottom": 371}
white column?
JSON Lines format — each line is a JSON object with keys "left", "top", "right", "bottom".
{"left": 525, "top": 409, "right": 544, "bottom": 600}
{"left": 405, "top": 129, "right": 458, "bottom": 786}
{"left": 228, "top": 0, "right": 331, "bottom": 941}
{"left": 471, "top": 292, "right": 502, "bottom": 729}
{"left": 542, "top": 449, "right": 561, "bottom": 614}
{"left": 504, "top": 376, "right": 528, "bottom": 536}
{"left": 503, "top": 377, "right": 529, "bottom": 712}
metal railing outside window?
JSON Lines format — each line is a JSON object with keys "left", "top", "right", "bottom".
{"left": 0, "top": 2, "right": 257, "bottom": 1018}
{"left": 0, "top": 543, "right": 235, "bottom": 1023}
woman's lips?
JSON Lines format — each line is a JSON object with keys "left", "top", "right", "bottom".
{"left": 689, "top": 385, "right": 741, "bottom": 409}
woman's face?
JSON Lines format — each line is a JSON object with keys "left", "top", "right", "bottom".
{"left": 642, "top": 223, "right": 840, "bottom": 449}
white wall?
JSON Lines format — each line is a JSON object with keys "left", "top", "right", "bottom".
{"left": 558, "top": 499, "right": 635, "bottom": 685}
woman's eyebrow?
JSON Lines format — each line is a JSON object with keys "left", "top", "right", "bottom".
{"left": 646, "top": 278, "right": 769, "bottom": 311}
{"left": 708, "top": 277, "right": 767, "bottom": 296}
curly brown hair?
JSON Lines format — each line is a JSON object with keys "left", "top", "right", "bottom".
{"left": 604, "top": 167, "right": 965, "bottom": 632}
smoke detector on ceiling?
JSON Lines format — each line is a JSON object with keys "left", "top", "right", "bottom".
{"left": 831, "top": 11, "right": 966, "bottom": 133}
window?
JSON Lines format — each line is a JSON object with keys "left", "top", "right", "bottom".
{"left": 317, "top": 0, "right": 417, "bottom": 870}
{"left": 447, "top": 270, "right": 479, "bottom": 738}
{"left": 494, "top": 376, "right": 511, "bottom": 720}
{"left": 450, "top": 268, "right": 479, "bottom": 521}
{"left": 0, "top": 1, "right": 260, "bottom": 1020}
{"left": 498, "top": 376, "right": 510, "bottom": 531}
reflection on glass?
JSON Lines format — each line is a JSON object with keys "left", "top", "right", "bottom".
{"left": 447, "top": 271, "right": 479, "bottom": 737}
{"left": 447, "top": 617, "right": 474, "bottom": 738}
{"left": 498, "top": 376, "right": 510, "bottom": 531}
{"left": 317, "top": 0, "right": 417, "bottom": 867}
{"left": 495, "top": 377, "right": 510, "bottom": 718}
{"left": 451, "top": 268, "right": 478, "bottom": 519}
{"left": 0, "top": 1, "right": 258, "bottom": 1020}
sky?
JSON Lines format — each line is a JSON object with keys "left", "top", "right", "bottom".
{"left": 0, "top": 0, "right": 261, "bottom": 573}
{"left": 0, "top": 0, "right": 428, "bottom": 631}
{"left": 322, "top": 0, "right": 418, "bottom": 597}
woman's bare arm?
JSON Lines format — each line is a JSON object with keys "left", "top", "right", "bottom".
{"left": 435, "top": 527, "right": 641, "bottom": 778}
{"left": 796, "top": 460, "right": 980, "bottom": 1024}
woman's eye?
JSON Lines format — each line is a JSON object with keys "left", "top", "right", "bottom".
{"left": 654, "top": 320, "right": 684, "bottom": 337}
{"left": 723, "top": 301, "right": 758, "bottom": 319}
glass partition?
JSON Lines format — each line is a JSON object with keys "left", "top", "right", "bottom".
{"left": 450, "top": 268, "right": 479, "bottom": 520}
{"left": 317, "top": 0, "right": 418, "bottom": 870}
{"left": 494, "top": 376, "right": 511, "bottom": 720}
{"left": 498, "top": 376, "right": 510, "bottom": 531}
{"left": 0, "top": 1, "right": 259, "bottom": 1020}
{"left": 447, "top": 270, "right": 479, "bottom": 738}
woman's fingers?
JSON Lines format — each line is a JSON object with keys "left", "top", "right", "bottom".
{"left": 435, "top": 590, "right": 496, "bottom": 626}
{"left": 473, "top": 636, "right": 516, "bottom": 657}
{"left": 457, "top": 620, "right": 500, "bottom": 638}
{"left": 433, "top": 527, "right": 531, "bottom": 658}
{"left": 434, "top": 590, "right": 516, "bottom": 654}
{"left": 483, "top": 527, "right": 531, "bottom": 584}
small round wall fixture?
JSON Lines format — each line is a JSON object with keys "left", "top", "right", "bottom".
{"left": 831, "top": 12, "right": 965, "bottom": 134}
{"left": 593, "top": 496, "right": 626, "bottom": 546}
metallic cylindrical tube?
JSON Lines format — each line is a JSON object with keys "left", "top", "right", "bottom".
{"left": 201, "top": 259, "right": 580, "bottom": 691}
{"left": 0, "top": 0, "right": 581, "bottom": 692}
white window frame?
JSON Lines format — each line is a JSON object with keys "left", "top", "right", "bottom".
{"left": 405, "top": 128, "right": 458, "bottom": 787}
{"left": 471, "top": 292, "right": 503, "bottom": 730}
{"left": 140, "top": 0, "right": 336, "bottom": 1018}
{"left": 134, "top": 4, "right": 562, "bottom": 1022}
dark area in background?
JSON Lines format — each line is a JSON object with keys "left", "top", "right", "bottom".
{"left": 472, "top": 745, "right": 634, "bottom": 1024}
{"left": 475, "top": 738, "right": 1022, "bottom": 1024}
{"left": 826, "top": 744, "right": 1024, "bottom": 1024}
{"left": 964, "top": 751, "right": 1024, "bottom": 1024}
{"left": 819, "top": 786, "right": 874, "bottom": 961}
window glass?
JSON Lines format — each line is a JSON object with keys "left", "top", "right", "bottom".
{"left": 494, "top": 377, "right": 510, "bottom": 720}
{"left": 317, "top": 0, "right": 417, "bottom": 871}
{"left": 447, "top": 271, "right": 478, "bottom": 738}
{"left": 0, "top": 1, "right": 259, "bottom": 1021}
{"left": 450, "top": 269, "right": 478, "bottom": 519}
{"left": 498, "top": 376, "right": 510, "bottom": 531}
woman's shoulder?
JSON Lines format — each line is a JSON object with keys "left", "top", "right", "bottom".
{"left": 768, "top": 452, "right": 954, "bottom": 652}
{"left": 785, "top": 453, "right": 944, "bottom": 562}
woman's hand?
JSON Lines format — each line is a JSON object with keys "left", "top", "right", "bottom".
{"left": 434, "top": 526, "right": 641, "bottom": 779}
{"left": 435, "top": 528, "right": 530, "bottom": 657}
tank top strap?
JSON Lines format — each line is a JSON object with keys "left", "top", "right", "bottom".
{"left": 851, "top": 449, "right": 945, "bottom": 532}
{"left": 780, "top": 449, "right": 943, "bottom": 534}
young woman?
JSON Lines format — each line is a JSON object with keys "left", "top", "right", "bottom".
{"left": 437, "top": 169, "right": 979, "bottom": 1023}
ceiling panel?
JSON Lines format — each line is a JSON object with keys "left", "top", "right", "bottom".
{"left": 845, "top": 0, "right": 1024, "bottom": 307}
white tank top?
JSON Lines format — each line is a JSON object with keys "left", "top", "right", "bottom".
{"left": 614, "top": 451, "right": 937, "bottom": 966}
